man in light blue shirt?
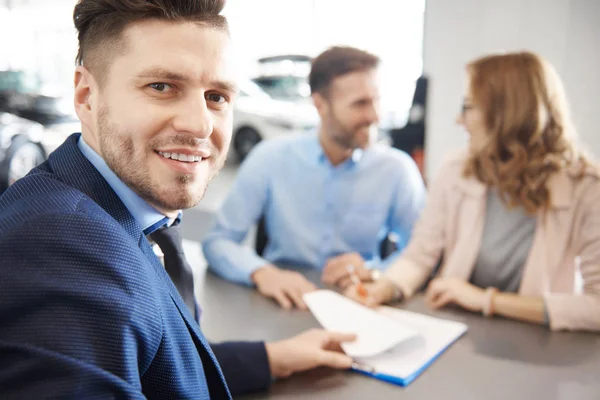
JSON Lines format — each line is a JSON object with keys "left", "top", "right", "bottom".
{"left": 203, "top": 46, "right": 426, "bottom": 309}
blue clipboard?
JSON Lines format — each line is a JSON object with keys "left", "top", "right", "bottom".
{"left": 350, "top": 329, "right": 466, "bottom": 387}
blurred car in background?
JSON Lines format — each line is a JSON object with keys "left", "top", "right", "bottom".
{"left": 232, "top": 80, "right": 319, "bottom": 161}
{"left": 252, "top": 74, "right": 311, "bottom": 102}
{"left": 0, "top": 70, "right": 37, "bottom": 115}
{"left": 0, "top": 70, "right": 74, "bottom": 126}
{"left": 0, "top": 70, "right": 82, "bottom": 156}
{"left": 251, "top": 55, "right": 313, "bottom": 102}
{"left": 0, "top": 112, "right": 46, "bottom": 193}
{"left": 16, "top": 87, "right": 75, "bottom": 126}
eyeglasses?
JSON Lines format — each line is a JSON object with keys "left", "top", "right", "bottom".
{"left": 461, "top": 103, "right": 475, "bottom": 115}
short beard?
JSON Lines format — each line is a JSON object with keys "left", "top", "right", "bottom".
{"left": 97, "top": 106, "right": 223, "bottom": 212}
{"left": 327, "top": 110, "right": 371, "bottom": 150}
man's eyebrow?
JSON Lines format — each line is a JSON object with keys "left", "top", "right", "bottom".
{"left": 136, "top": 66, "right": 189, "bottom": 81}
{"left": 211, "top": 80, "right": 238, "bottom": 94}
{"left": 351, "top": 95, "right": 378, "bottom": 105}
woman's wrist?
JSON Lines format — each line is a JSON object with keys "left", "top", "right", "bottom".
{"left": 482, "top": 287, "right": 499, "bottom": 317}
{"left": 379, "top": 278, "right": 404, "bottom": 304}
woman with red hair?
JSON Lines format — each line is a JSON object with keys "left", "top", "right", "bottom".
{"left": 346, "top": 51, "right": 600, "bottom": 332}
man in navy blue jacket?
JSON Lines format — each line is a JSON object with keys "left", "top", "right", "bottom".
{"left": 0, "top": 1, "right": 355, "bottom": 398}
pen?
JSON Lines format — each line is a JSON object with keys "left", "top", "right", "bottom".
{"left": 346, "top": 264, "right": 368, "bottom": 299}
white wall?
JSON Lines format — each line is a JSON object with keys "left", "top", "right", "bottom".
{"left": 423, "top": 0, "right": 600, "bottom": 181}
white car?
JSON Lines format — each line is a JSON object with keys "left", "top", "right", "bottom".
{"left": 232, "top": 80, "right": 319, "bottom": 161}
{"left": 0, "top": 112, "right": 46, "bottom": 193}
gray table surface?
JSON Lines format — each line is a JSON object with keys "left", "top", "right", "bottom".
{"left": 186, "top": 244, "right": 600, "bottom": 400}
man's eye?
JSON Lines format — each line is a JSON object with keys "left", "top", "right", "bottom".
{"left": 206, "top": 93, "right": 226, "bottom": 103}
{"left": 149, "top": 83, "right": 172, "bottom": 92}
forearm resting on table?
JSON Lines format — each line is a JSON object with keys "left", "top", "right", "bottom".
{"left": 493, "top": 292, "right": 545, "bottom": 325}
{"left": 203, "top": 236, "right": 269, "bottom": 285}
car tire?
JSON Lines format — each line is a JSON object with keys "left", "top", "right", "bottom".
{"left": 233, "top": 127, "right": 262, "bottom": 161}
{"left": 0, "top": 135, "right": 46, "bottom": 193}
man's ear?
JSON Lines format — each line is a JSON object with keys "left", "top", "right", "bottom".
{"left": 73, "top": 66, "right": 97, "bottom": 130}
{"left": 312, "top": 92, "right": 329, "bottom": 119}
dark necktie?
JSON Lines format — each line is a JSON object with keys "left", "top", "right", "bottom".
{"left": 150, "top": 224, "right": 198, "bottom": 321}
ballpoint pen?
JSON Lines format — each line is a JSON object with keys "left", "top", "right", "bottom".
{"left": 346, "top": 264, "right": 368, "bottom": 299}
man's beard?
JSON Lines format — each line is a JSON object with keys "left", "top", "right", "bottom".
{"left": 328, "top": 112, "right": 374, "bottom": 150}
{"left": 97, "top": 106, "right": 224, "bottom": 212}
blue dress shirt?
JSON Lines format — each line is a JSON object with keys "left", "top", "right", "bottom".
{"left": 203, "top": 133, "right": 427, "bottom": 286}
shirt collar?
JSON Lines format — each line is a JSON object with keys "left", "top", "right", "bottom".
{"left": 311, "top": 133, "right": 365, "bottom": 167}
{"left": 77, "top": 135, "right": 179, "bottom": 235}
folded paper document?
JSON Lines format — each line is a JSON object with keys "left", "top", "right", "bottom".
{"left": 303, "top": 290, "right": 468, "bottom": 386}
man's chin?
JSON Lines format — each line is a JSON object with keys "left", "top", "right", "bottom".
{"left": 153, "top": 194, "right": 203, "bottom": 213}
{"left": 146, "top": 183, "right": 208, "bottom": 213}
{"left": 351, "top": 139, "right": 371, "bottom": 150}
{"left": 146, "top": 163, "right": 219, "bottom": 211}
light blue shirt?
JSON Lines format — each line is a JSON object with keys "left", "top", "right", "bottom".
{"left": 77, "top": 135, "right": 174, "bottom": 234}
{"left": 202, "top": 133, "right": 427, "bottom": 286}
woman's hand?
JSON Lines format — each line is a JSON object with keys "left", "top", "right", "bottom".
{"left": 425, "top": 278, "right": 486, "bottom": 312}
{"left": 344, "top": 278, "right": 401, "bottom": 307}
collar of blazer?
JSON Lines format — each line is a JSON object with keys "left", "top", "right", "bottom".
{"left": 47, "top": 133, "right": 143, "bottom": 242}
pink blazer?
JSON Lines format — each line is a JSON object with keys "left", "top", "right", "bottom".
{"left": 385, "top": 150, "right": 600, "bottom": 332}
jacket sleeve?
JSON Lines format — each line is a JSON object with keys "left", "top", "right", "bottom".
{"left": 0, "top": 211, "right": 161, "bottom": 399}
{"left": 546, "top": 179, "right": 600, "bottom": 332}
{"left": 211, "top": 341, "right": 271, "bottom": 396}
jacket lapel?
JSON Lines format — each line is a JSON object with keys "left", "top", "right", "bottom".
{"left": 443, "top": 175, "right": 487, "bottom": 280}
{"left": 139, "top": 237, "right": 231, "bottom": 397}
{"left": 519, "top": 172, "right": 573, "bottom": 295}
{"left": 46, "top": 133, "right": 141, "bottom": 242}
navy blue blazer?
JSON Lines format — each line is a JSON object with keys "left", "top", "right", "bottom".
{"left": 0, "top": 134, "right": 271, "bottom": 399}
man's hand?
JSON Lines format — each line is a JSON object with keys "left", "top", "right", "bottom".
{"left": 425, "top": 278, "right": 486, "bottom": 312}
{"left": 321, "top": 252, "right": 369, "bottom": 288}
{"left": 252, "top": 265, "right": 317, "bottom": 310}
{"left": 265, "top": 329, "right": 356, "bottom": 379}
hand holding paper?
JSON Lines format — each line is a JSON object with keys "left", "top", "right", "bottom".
{"left": 303, "top": 290, "right": 419, "bottom": 357}
{"left": 303, "top": 290, "right": 468, "bottom": 386}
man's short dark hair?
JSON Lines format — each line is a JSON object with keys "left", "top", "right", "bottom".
{"left": 73, "top": 0, "right": 228, "bottom": 84}
{"left": 309, "top": 46, "right": 380, "bottom": 96}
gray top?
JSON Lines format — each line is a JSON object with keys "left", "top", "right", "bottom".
{"left": 469, "top": 189, "right": 537, "bottom": 292}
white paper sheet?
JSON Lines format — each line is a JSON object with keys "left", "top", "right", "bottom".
{"left": 304, "top": 290, "right": 468, "bottom": 382}
{"left": 303, "top": 290, "right": 419, "bottom": 357}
